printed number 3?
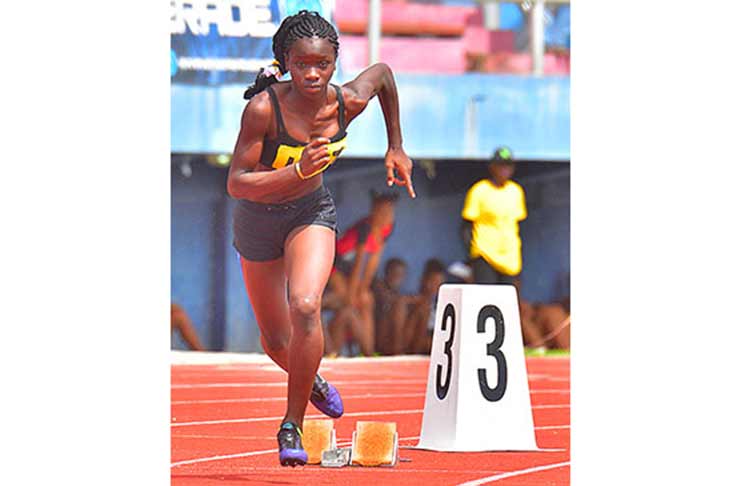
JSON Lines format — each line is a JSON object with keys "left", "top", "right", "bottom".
{"left": 435, "top": 304, "right": 508, "bottom": 402}
{"left": 435, "top": 303, "right": 455, "bottom": 400}
{"left": 477, "top": 305, "right": 508, "bottom": 402}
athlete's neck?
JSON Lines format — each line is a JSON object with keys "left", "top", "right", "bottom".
{"left": 285, "top": 85, "right": 330, "bottom": 113}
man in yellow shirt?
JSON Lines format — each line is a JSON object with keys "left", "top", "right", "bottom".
{"left": 461, "top": 146, "right": 527, "bottom": 286}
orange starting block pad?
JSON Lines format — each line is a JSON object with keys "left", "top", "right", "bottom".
{"left": 302, "top": 419, "right": 336, "bottom": 464}
{"left": 350, "top": 421, "right": 399, "bottom": 467}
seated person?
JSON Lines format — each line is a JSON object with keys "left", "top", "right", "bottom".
{"left": 402, "top": 259, "right": 447, "bottom": 355}
{"left": 520, "top": 297, "right": 570, "bottom": 350}
{"left": 324, "top": 191, "right": 398, "bottom": 356}
{"left": 371, "top": 257, "right": 408, "bottom": 356}
{"left": 171, "top": 302, "right": 205, "bottom": 351}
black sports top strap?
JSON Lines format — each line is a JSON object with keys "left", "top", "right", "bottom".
{"left": 265, "top": 85, "right": 287, "bottom": 135}
{"left": 333, "top": 84, "right": 346, "bottom": 130}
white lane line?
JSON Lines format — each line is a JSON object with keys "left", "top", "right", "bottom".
{"left": 172, "top": 351, "right": 431, "bottom": 365}
{"left": 172, "top": 380, "right": 569, "bottom": 389}
{"left": 183, "top": 466, "right": 511, "bottom": 475}
{"left": 527, "top": 375, "right": 571, "bottom": 382}
{"left": 171, "top": 392, "right": 426, "bottom": 405}
{"left": 456, "top": 461, "right": 570, "bottom": 486}
{"left": 171, "top": 436, "right": 418, "bottom": 468}
{"left": 171, "top": 434, "right": 568, "bottom": 471}
{"left": 171, "top": 448, "right": 277, "bottom": 467}
{"left": 170, "top": 397, "right": 569, "bottom": 407}
{"left": 174, "top": 429, "right": 568, "bottom": 441}
{"left": 173, "top": 434, "right": 276, "bottom": 440}
{"left": 172, "top": 408, "right": 424, "bottom": 427}
{"left": 175, "top": 409, "right": 572, "bottom": 429}
{"left": 172, "top": 406, "right": 570, "bottom": 427}
{"left": 171, "top": 379, "right": 425, "bottom": 389}
{"left": 172, "top": 378, "right": 570, "bottom": 389}
{"left": 171, "top": 391, "right": 568, "bottom": 405}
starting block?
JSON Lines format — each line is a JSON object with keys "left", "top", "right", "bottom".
{"left": 302, "top": 419, "right": 336, "bottom": 465}
{"left": 350, "top": 421, "right": 398, "bottom": 467}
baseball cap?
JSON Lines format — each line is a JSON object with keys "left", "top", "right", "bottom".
{"left": 492, "top": 146, "right": 515, "bottom": 163}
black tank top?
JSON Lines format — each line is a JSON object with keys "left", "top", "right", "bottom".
{"left": 259, "top": 83, "right": 349, "bottom": 172}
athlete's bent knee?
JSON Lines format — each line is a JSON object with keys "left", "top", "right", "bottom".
{"left": 289, "top": 294, "right": 322, "bottom": 331}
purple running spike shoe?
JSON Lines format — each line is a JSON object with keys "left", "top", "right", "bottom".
{"left": 310, "top": 374, "right": 344, "bottom": 418}
{"left": 277, "top": 422, "right": 308, "bottom": 467}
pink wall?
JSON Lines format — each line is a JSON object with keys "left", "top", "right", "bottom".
{"left": 335, "top": 0, "right": 476, "bottom": 36}
{"left": 339, "top": 35, "right": 467, "bottom": 74}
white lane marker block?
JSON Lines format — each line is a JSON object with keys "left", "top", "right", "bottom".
{"left": 416, "top": 284, "right": 541, "bottom": 451}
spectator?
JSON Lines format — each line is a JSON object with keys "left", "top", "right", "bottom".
{"left": 402, "top": 259, "right": 446, "bottom": 355}
{"left": 324, "top": 190, "right": 399, "bottom": 356}
{"left": 522, "top": 297, "right": 570, "bottom": 350}
{"left": 461, "top": 146, "right": 527, "bottom": 288}
{"left": 371, "top": 257, "right": 408, "bottom": 355}
{"left": 461, "top": 147, "right": 547, "bottom": 346}
{"left": 171, "top": 302, "right": 205, "bottom": 351}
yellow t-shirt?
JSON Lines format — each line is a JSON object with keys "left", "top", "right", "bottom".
{"left": 461, "top": 179, "right": 527, "bottom": 276}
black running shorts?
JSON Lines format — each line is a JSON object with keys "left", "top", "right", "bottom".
{"left": 233, "top": 185, "right": 338, "bottom": 262}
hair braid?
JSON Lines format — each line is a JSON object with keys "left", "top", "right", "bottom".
{"left": 244, "top": 11, "right": 339, "bottom": 100}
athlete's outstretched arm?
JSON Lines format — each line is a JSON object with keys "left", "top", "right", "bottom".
{"left": 342, "top": 64, "right": 416, "bottom": 198}
{"left": 226, "top": 92, "right": 330, "bottom": 200}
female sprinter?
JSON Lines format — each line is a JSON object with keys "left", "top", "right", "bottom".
{"left": 227, "top": 10, "right": 415, "bottom": 467}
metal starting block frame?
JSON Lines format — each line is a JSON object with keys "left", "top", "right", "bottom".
{"left": 320, "top": 447, "right": 351, "bottom": 467}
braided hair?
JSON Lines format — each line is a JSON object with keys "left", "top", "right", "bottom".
{"left": 244, "top": 10, "right": 339, "bottom": 100}
{"left": 370, "top": 189, "right": 400, "bottom": 205}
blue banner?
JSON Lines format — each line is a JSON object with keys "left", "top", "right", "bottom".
{"left": 170, "top": 0, "right": 337, "bottom": 85}
{"left": 170, "top": 0, "right": 281, "bottom": 85}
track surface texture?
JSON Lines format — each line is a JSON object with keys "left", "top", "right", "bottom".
{"left": 171, "top": 353, "right": 570, "bottom": 485}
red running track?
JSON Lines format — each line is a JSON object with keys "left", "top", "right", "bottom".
{"left": 171, "top": 355, "right": 570, "bottom": 485}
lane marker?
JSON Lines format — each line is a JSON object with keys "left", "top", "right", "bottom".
{"left": 456, "top": 461, "right": 570, "bottom": 486}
